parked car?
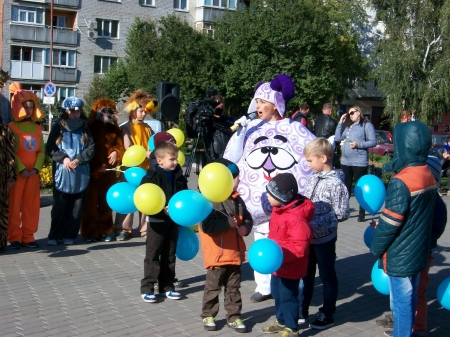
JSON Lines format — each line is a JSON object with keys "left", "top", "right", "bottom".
{"left": 370, "top": 134, "right": 394, "bottom": 157}
{"left": 375, "top": 130, "right": 393, "bottom": 144}
{"left": 119, "top": 119, "right": 162, "bottom": 133}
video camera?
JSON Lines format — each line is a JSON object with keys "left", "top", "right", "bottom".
{"left": 189, "top": 88, "right": 223, "bottom": 120}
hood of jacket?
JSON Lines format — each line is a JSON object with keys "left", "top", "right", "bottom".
{"left": 383, "top": 121, "right": 431, "bottom": 174}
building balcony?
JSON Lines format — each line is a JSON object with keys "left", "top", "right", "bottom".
{"left": 44, "top": 67, "right": 78, "bottom": 83}
{"left": 10, "top": 24, "right": 78, "bottom": 46}
{"left": 196, "top": 7, "right": 225, "bottom": 22}
{"left": 12, "top": 0, "right": 80, "bottom": 7}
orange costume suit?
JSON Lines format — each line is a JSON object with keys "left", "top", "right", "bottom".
{"left": 7, "top": 82, "right": 45, "bottom": 245}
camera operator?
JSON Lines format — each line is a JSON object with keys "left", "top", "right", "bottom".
{"left": 185, "top": 90, "right": 234, "bottom": 164}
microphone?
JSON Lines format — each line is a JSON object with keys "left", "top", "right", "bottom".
{"left": 230, "top": 111, "right": 258, "bottom": 131}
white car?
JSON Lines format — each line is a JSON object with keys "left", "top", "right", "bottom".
{"left": 119, "top": 119, "right": 162, "bottom": 133}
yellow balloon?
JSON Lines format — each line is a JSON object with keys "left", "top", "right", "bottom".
{"left": 122, "top": 145, "right": 147, "bottom": 167}
{"left": 167, "top": 128, "right": 185, "bottom": 148}
{"left": 134, "top": 183, "right": 166, "bottom": 215}
{"left": 177, "top": 151, "right": 185, "bottom": 167}
{"left": 198, "top": 163, "right": 233, "bottom": 202}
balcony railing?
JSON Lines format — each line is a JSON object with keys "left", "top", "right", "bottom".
{"left": 196, "top": 7, "right": 224, "bottom": 22}
{"left": 13, "top": 0, "right": 80, "bottom": 7}
{"left": 44, "top": 67, "right": 78, "bottom": 83}
{"left": 10, "top": 24, "right": 78, "bottom": 46}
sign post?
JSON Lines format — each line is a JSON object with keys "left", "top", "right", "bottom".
{"left": 44, "top": 81, "right": 56, "bottom": 130}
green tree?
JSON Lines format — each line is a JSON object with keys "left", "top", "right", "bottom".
{"left": 371, "top": 0, "right": 450, "bottom": 124}
{"left": 214, "top": 0, "right": 368, "bottom": 113}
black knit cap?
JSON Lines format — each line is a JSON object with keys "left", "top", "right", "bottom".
{"left": 214, "top": 158, "right": 240, "bottom": 178}
{"left": 266, "top": 173, "right": 298, "bottom": 203}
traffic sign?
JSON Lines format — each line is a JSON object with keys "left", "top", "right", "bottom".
{"left": 43, "top": 96, "right": 55, "bottom": 105}
{"left": 44, "top": 82, "right": 56, "bottom": 97}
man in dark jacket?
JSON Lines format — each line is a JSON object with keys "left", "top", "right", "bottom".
{"left": 370, "top": 121, "right": 436, "bottom": 337}
{"left": 313, "top": 103, "right": 338, "bottom": 138}
{"left": 290, "top": 103, "right": 312, "bottom": 132}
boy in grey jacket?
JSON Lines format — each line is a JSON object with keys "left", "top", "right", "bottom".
{"left": 301, "top": 138, "right": 349, "bottom": 330}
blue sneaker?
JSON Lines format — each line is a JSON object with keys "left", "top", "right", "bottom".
{"left": 141, "top": 293, "right": 157, "bottom": 303}
{"left": 166, "top": 291, "right": 181, "bottom": 300}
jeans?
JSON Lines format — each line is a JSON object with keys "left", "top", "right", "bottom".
{"left": 341, "top": 164, "right": 367, "bottom": 217}
{"left": 302, "top": 238, "right": 338, "bottom": 318}
{"left": 271, "top": 275, "right": 300, "bottom": 331}
{"left": 297, "top": 279, "right": 304, "bottom": 317}
{"left": 389, "top": 273, "right": 420, "bottom": 337}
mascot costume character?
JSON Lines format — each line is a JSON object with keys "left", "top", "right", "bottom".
{"left": 224, "top": 74, "right": 315, "bottom": 301}
{"left": 114, "top": 89, "right": 158, "bottom": 240}
{"left": 81, "top": 98, "right": 124, "bottom": 241}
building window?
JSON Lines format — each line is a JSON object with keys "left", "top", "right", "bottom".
{"left": 59, "top": 87, "right": 76, "bottom": 101}
{"left": 11, "top": 46, "right": 43, "bottom": 62}
{"left": 200, "top": 0, "right": 236, "bottom": 9}
{"left": 139, "top": 0, "right": 155, "bottom": 5}
{"left": 11, "top": 5, "right": 44, "bottom": 24}
{"left": 94, "top": 56, "right": 117, "bottom": 74}
{"left": 44, "top": 49, "right": 76, "bottom": 67}
{"left": 96, "top": 19, "right": 119, "bottom": 38}
{"left": 20, "top": 84, "right": 43, "bottom": 99}
{"left": 196, "top": 22, "right": 215, "bottom": 37}
{"left": 53, "top": 16, "right": 68, "bottom": 28}
{"left": 173, "top": 0, "right": 187, "bottom": 10}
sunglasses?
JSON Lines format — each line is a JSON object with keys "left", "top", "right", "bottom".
{"left": 348, "top": 110, "right": 357, "bottom": 116}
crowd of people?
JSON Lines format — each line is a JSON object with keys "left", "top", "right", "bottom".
{"left": 0, "top": 77, "right": 447, "bottom": 337}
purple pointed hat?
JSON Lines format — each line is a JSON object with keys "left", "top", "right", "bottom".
{"left": 248, "top": 74, "right": 295, "bottom": 117}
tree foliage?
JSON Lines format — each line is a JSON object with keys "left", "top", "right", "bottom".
{"left": 214, "top": 0, "right": 368, "bottom": 112}
{"left": 85, "top": 2, "right": 368, "bottom": 116}
{"left": 371, "top": 0, "right": 450, "bottom": 124}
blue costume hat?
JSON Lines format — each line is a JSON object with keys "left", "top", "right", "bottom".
{"left": 61, "top": 96, "right": 84, "bottom": 111}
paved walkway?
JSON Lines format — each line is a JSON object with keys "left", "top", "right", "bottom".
{"left": 1, "top": 191, "right": 449, "bottom": 336}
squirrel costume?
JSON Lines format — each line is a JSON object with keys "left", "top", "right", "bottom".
{"left": 114, "top": 89, "right": 157, "bottom": 240}
{"left": 8, "top": 82, "right": 45, "bottom": 248}
{"left": 80, "top": 98, "right": 124, "bottom": 241}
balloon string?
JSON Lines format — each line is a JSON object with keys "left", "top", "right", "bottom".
{"left": 105, "top": 168, "right": 125, "bottom": 172}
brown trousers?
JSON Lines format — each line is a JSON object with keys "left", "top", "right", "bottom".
{"left": 201, "top": 265, "right": 242, "bottom": 323}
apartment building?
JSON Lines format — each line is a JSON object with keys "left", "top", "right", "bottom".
{"left": 0, "top": 0, "right": 240, "bottom": 123}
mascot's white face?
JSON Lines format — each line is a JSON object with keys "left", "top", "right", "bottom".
{"left": 231, "top": 118, "right": 315, "bottom": 225}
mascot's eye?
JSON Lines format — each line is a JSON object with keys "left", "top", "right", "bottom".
{"left": 246, "top": 148, "right": 270, "bottom": 169}
{"left": 271, "top": 148, "right": 297, "bottom": 169}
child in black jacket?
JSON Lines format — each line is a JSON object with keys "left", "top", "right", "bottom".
{"left": 140, "top": 141, "right": 188, "bottom": 303}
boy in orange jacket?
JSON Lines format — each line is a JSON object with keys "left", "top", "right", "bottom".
{"left": 199, "top": 158, "right": 253, "bottom": 333}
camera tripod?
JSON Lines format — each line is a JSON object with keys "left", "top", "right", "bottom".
{"left": 184, "top": 117, "right": 214, "bottom": 179}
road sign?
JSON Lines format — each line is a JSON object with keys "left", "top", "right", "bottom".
{"left": 43, "top": 96, "right": 55, "bottom": 105}
{"left": 44, "top": 82, "right": 56, "bottom": 97}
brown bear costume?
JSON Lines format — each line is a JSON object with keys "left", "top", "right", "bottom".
{"left": 81, "top": 99, "right": 124, "bottom": 240}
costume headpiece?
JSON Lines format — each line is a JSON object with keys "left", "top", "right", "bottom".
{"left": 247, "top": 74, "right": 295, "bottom": 117}
{"left": 89, "top": 98, "right": 117, "bottom": 125}
{"left": 124, "top": 89, "right": 158, "bottom": 115}
{"left": 61, "top": 96, "right": 84, "bottom": 110}
{"left": 9, "top": 82, "right": 44, "bottom": 122}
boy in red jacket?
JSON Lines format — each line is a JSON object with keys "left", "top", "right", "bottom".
{"left": 262, "top": 173, "right": 315, "bottom": 337}
{"left": 199, "top": 158, "right": 253, "bottom": 333}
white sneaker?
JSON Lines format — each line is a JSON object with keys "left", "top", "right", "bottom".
{"left": 166, "top": 291, "right": 181, "bottom": 300}
{"left": 141, "top": 293, "right": 157, "bottom": 303}
{"left": 63, "top": 239, "right": 74, "bottom": 245}
{"left": 47, "top": 240, "right": 57, "bottom": 246}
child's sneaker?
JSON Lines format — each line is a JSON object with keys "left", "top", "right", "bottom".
{"left": 262, "top": 320, "right": 285, "bottom": 333}
{"left": 63, "top": 238, "right": 74, "bottom": 245}
{"left": 141, "top": 293, "right": 157, "bottom": 303}
{"left": 165, "top": 291, "right": 181, "bottom": 300}
{"left": 227, "top": 318, "right": 246, "bottom": 333}
{"left": 309, "top": 311, "right": 334, "bottom": 330}
{"left": 47, "top": 239, "right": 57, "bottom": 246}
{"left": 203, "top": 316, "right": 216, "bottom": 331}
{"left": 297, "top": 314, "right": 306, "bottom": 324}
{"left": 279, "top": 328, "right": 298, "bottom": 337}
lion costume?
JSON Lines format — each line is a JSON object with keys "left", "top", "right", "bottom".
{"left": 81, "top": 99, "right": 124, "bottom": 240}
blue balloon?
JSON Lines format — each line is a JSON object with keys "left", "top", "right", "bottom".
{"left": 364, "top": 226, "right": 375, "bottom": 249}
{"left": 148, "top": 134, "right": 156, "bottom": 152}
{"left": 168, "top": 190, "right": 213, "bottom": 227}
{"left": 248, "top": 238, "right": 283, "bottom": 274}
{"left": 106, "top": 182, "right": 138, "bottom": 214}
{"left": 176, "top": 226, "right": 199, "bottom": 261}
{"left": 371, "top": 261, "right": 390, "bottom": 295}
{"left": 437, "top": 277, "right": 450, "bottom": 310}
{"left": 124, "top": 167, "right": 147, "bottom": 186}
{"left": 355, "top": 175, "right": 386, "bottom": 215}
